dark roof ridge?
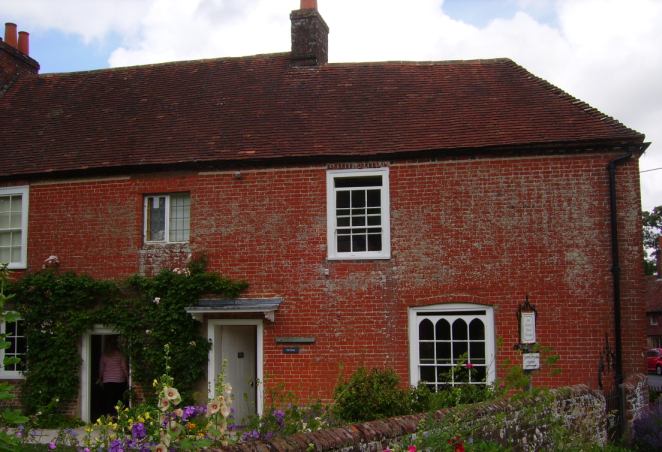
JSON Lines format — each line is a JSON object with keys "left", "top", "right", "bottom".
{"left": 324, "top": 57, "right": 514, "bottom": 67}
{"left": 505, "top": 59, "right": 644, "bottom": 140}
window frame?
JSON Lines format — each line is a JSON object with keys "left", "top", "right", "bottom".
{"left": 0, "top": 186, "right": 29, "bottom": 270}
{"left": 326, "top": 168, "right": 391, "bottom": 260}
{"left": 650, "top": 315, "right": 659, "bottom": 326}
{"left": 0, "top": 317, "right": 27, "bottom": 379}
{"left": 143, "top": 193, "right": 190, "bottom": 244}
{"left": 408, "top": 303, "right": 496, "bottom": 388}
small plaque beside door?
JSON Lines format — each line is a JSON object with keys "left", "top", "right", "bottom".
{"left": 283, "top": 347, "right": 300, "bottom": 354}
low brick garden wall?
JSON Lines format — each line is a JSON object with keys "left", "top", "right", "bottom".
{"left": 222, "top": 384, "right": 608, "bottom": 451}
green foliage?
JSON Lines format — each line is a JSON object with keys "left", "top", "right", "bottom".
{"left": 333, "top": 367, "right": 411, "bottom": 422}
{"left": 409, "top": 382, "right": 497, "bottom": 413}
{"left": 9, "top": 258, "right": 247, "bottom": 416}
{"left": 643, "top": 205, "right": 662, "bottom": 275}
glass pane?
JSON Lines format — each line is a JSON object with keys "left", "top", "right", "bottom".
{"left": 16, "top": 320, "right": 25, "bottom": 336}
{"left": 436, "top": 319, "right": 450, "bottom": 340}
{"left": 438, "top": 366, "right": 453, "bottom": 384}
{"left": 419, "top": 319, "right": 434, "bottom": 340}
{"left": 336, "top": 191, "right": 350, "bottom": 209}
{"left": 0, "top": 197, "right": 9, "bottom": 213}
{"left": 6, "top": 321, "right": 16, "bottom": 335}
{"left": 420, "top": 366, "right": 435, "bottom": 384}
{"left": 470, "top": 342, "right": 485, "bottom": 364}
{"left": 0, "top": 213, "right": 9, "bottom": 229}
{"left": 11, "top": 246, "right": 22, "bottom": 262}
{"left": 336, "top": 209, "right": 350, "bottom": 217}
{"left": 351, "top": 190, "right": 366, "bottom": 208}
{"left": 10, "top": 196, "right": 22, "bottom": 213}
{"left": 0, "top": 247, "right": 9, "bottom": 263}
{"left": 169, "top": 194, "right": 190, "bottom": 242}
{"left": 473, "top": 366, "right": 487, "bottom": 383}
{"left": 337, "top": 217, "right": 350, "bottom": 227}
{"left": 436, "top": 342, "right": 451, "bottom": 364}
{"left": 453, "top": 319, "right": 468, "bottom": 340}
{"left": 147, "top": 197, "right": 166, "bottom": 241}
{"left": 352, "top": 216, "right": 365, "bottom": 226}
{"left": 469, "top": 319, "right": 485, "bottom": 340}
{"left": 17, "top": 337, "right": 27, "bottom": 354}
{"left": 366, "top": 189, "right": 381, "bottom": 207}
{"left": 453, "top": 341, "right": 468, "bottom": 362}
{"left": 367, "top": 215, "right": 381, "bottom": 226}
{"left": 9, "top": 212, "right": 21, "bottom": 229}
{"left": 337, "top": 235, "right": 351, "bottom": 252}
{"left": 367, "top": 208, "right": 381, "bottom": 215}
{"left": 367, "top": 233, "right": 382, "bottom": 252}
{"left": 0, "top": 232, "right": 10, "bottom": 246}
{"left": 419, "top": 342, "right": 434, "bottom": 363}
{"left": 12, "top": 231, "right": 21, "bottom": 246}
{"left": 352, "top": 234, "right": 366, "bottom": 252}
{"left": 335, "top": 176, "right": 382, "bottom": 188}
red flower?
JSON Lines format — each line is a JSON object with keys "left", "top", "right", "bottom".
{"left": 465, "top": 362, "right": 474, "bottom": 369}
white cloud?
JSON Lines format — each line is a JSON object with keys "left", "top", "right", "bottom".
{"left": 4, "top": 0, "right": 662, "bottom": 208}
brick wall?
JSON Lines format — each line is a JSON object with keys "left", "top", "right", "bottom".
{"left": 17, "top": 149, "right": 646, "bottom": 404}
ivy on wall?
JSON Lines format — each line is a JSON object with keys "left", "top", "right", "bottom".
{"left": 9, "top": 259, "right": 247, "bottom": 414}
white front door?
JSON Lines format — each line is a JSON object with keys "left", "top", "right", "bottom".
{"left": 208, "top": 319, "right": 263, "bottom": 422}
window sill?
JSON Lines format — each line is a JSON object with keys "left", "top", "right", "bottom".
{"left": 327, "top": 253, "right": 391, "bottom": 261}
{"left": 0, "top": 372, "right": 25, "bottom": 380}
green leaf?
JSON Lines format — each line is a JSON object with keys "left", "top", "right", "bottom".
{"left": 3, "top": 311, "right": 20, "bottom": 323}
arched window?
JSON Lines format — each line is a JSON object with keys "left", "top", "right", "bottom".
{"left": 408, "top": 304, "right": 495, "bottom": 390}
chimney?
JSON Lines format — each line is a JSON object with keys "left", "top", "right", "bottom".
{"left": 657, "top": 236, "right": 662, "bottom": 278}
{"left": 290, "top": 0, "right": 329, "bottom": 66}
{"left": 4, "top": 22, "right": 17, "bottom": 48}
{"left": 18, "top": 31, "right": 29, "bottom": 55}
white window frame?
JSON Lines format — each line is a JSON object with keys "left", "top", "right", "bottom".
{"left": 0, "top": 186, "right": 29, "bottom": 270}
{"left": 408, "top": 303, "right": 496, "bottom": 388}
{"left": 326, "top": 168, "right": 390, "bottom": 260}
{"left": 143, "top": 193, "right": 190, "bottom": 244}
{"left": 650, "top": 315, "right": 659, "bottom": 326}
{"left": 0, "top": 317, "right": 27, "bottom": 379}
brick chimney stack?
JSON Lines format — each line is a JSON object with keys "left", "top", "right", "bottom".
{"left": 290, "top": 0, "right": 329, "bottom": 66}
{"left": 1, "top": 21, "right": 39, "bottom": 89}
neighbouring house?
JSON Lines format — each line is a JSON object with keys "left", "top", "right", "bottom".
{"left": 0, "top": 1, "right": 650, "bottom": 422}
{"left": 646, "top": 238, "right": 662, "bottom": 348}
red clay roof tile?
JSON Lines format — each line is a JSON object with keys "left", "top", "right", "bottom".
{"left": 0, "top": 53, "right": 644, "bottom": 177}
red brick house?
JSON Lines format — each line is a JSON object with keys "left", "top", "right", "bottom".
{"left": 0, "top": 2, "right": 649, "bottom": 421}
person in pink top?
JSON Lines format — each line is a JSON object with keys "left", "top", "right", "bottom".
{"left": 99, "top": 336, "right": 129, "bottom": 415}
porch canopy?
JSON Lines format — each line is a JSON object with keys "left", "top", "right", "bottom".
{"left": 185, "top": 297, "right": 282, "bottom": 322}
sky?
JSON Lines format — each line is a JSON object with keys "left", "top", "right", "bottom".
{"left": 3, "top": 0, "right": 661, "bottom": 211}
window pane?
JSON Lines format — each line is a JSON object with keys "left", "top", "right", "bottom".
{"left": 337, "top": 235, "right": 351, "bottom": 253}
{"left": 352, "top": 234, "right": 366, "bottom": 252}
{"left": 6, "top": 321, "right": 16, "bottom": 335}
{"left": 420, "top": 366, "right": 435, "bottom": 383}
{"left": 351, "top": 190, "right": 366, "bottom": 208}
{"left": 419, "top": 319, "right": 434, "bottom": 340}
{"left": 472, "top": 366, "right": 487, "bottom": 383}
{"left": 169, "top": 194, "right": 190, "bottom": 242}
{"left": 367, "top": 233, "right": 382, "bottom": 251}
{"left": 367, "top": 215, "right": 381, "bottom": 226}
{"left": 9, "top": 211, "right": 21, "bottom": 229}
{"left": 366, "top": 189, "right": 381, "bottom": 207}
{"left": 147, "top": 197, "right": 166, "bottom": 241}
{"left": 10, "top": 196, "right": 22, "bottom": 213}
{"left": 436, "top": 319, "right": 450, "bottom": 340}
{"left": 336, "top": 191, "right": 350, "bottom": 209}
{"left": 469, "top": 319, "right": 485, "bottom": 340}
{"left": 453, "top": 341, "right": 468, "bottom": 362}
{"left": 470, "top": 342, "right": 485, "bottom": 364}
{"left": 337, "top": 217, "right": 350, "bottom": 227}
{"left": 0, "top": 232, "right": 9, "bottom": 246}
{"left": 453, "top": 319, "right": 468, "bottom": 340}
{"left": 0, "top": 197, "right": 9, "bottom": 213}
{"left": 419, "top": 342, "right": 434, "bottom": 363}
{"left": 0, "top": 213, "right": 9, "bottom": 229}
{"left": 0, "top": 247, "right": 9, "bottom": 263}
{"left": 352, "top": 216, "right": 365, "bottom": 227}
{"left": 335, "top": 176, "right": 382, "bottom": 188}
{"left": 436, "top": 342, "right": 451, "bottom": 364}
{"left": 11, "top": 246, "right": 21, "bottom": 262}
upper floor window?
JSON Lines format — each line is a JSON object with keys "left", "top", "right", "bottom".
{"left": 0, "top": 317, "right": 27, "bottom": 379}
{"left": 326, "top": 168, "right": 390, "bottom": 260}
{"left": 144, "top": 193, "right": 190, "bottom": 243}
{"left": 0, "top": 186, "right": 29, "bottom": 269}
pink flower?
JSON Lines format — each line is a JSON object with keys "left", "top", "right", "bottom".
{"left": 208, "top": 400, "right": 220, "bottom": 415}
{"left": 48, "top": 441, "right": 56, "bottom": 449}
{"left": 408, "top": 447, "right": 417, "bottom": 452}
{"left": 159, "top": 398, "right": 170, "bottom": 411}
{"left": 465, "top": 362, "right": 474, "bottom": 369}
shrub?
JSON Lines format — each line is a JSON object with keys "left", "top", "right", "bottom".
{"left": 631, "top": 402, "right": 662, "bottom": 451}
{"left": 333, "top": 367, "right": 410, "bottom": 422}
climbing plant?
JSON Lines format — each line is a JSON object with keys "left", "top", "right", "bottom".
{"left": 9, "top": 258, "right": 247, "bottom": 414}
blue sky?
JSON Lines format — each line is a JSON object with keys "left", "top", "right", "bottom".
{"left": 4, "top": 0, "right": 662, "bottom": 210}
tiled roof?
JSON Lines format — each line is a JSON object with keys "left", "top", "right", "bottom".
{"left": 0, "top": 53, "right": 644, "bottom": 178}
{"left": 646, "top": 276, "right": 662, "bottom": 312}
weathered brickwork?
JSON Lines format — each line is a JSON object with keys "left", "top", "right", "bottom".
{"left": 17, "top": 149, "right": 646, "bottom": 403}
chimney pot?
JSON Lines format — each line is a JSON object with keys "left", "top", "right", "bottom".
{"left": 17, "top": 31, "right": 29, "bottom": 55}
{"left": 4, "top": 22, "right": 17, "bottom": 48}
{"left": 301, "top": 0, "right": 317, "bottom": 9}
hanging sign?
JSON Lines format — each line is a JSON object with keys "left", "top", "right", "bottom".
{"left": 520, "top": 311, "right": 536, "bottom": 344}
{"left": 523, "top": 353, "right": 540, "bottom": 370}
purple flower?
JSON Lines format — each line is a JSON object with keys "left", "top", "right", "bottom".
{"left": 48, "top": 441, "right": 56, "bottom": 450}
{"left": 109, "top": 439, "right": 124, "bottom": 452}
{"left": 274, "top": 409, "right": 285, "bottom": 425}
{"left": 132, "top": 422, "right": 146, "bottom": 440}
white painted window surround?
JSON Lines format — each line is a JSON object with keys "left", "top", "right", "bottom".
{"left": 326, "top": 168, "right": 390, "bottom": 260}
{"left": 0, "top": 317, "right": 27, "bottom": 379}
{"left": 409, "top": 304, "right": 496, "bottom": 389}
{"left": 143, "top": 193, "right": 190, "bottom": 243}
{"left": 0, "top": 186, "right": 29, "bottom": 269}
